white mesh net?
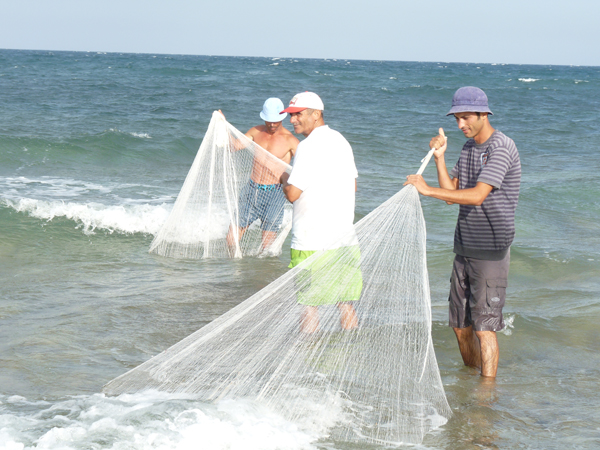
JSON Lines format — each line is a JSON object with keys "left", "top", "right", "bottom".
{"left": 105, "top": 163, "right": 451, "bottom": 445}
{"left": 150, "top": 112, "right": 293, "bottom": 259}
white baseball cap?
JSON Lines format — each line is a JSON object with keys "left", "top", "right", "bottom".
{"left": 260, "top": 98, "right": 286, "bottom": 122}
{"left": 280, "top": 92, "right": 324, "bottom": 114}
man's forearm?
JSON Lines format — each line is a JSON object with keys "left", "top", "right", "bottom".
{"left": 423, "top": 182, "right": 493, "bottom": 206}
{"left": 280, "top": 172, "right": 302, "bottom": 202}
{"left": 435, "top": 155, "right": 458, "bottom": 190}
{"left": 282, "top": 183, "right": 302, "bottom": 203}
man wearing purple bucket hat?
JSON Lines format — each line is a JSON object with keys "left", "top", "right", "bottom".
{"left": 405, "top": 87, "right": 521, "bottom": 378}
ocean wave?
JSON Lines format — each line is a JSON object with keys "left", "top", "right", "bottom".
{"left": 518, "top": 78, "right": 540, "bottom": 82}
{"left": 108, "top": 128, "right": 152, "bottom": 139}
{"left": 1, "top": 175, "right": 111, "bottom": 200}
{"left": 3, "top": 197, "right": 170, "bottom": 235}
{"left": 0, "top": 175, "right": 174, "bottom": 205}
{"left": 131, "top": 132, "right": 152, "bottom": 138}
{"left": 0, "top": 392, "right": 322, "bottom": 450}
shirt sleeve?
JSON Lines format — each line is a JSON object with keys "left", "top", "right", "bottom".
{"left": 478, "top": 145, "right": 513, "bottom": 189}
{"left": 287, "top": 143, "right": 312, "bottom": 191}
{"left": 450, "top": 161, "right": 459, "bottom": 179}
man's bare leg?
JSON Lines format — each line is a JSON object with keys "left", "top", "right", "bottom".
{"left": 338, "top": 302, "right": 358, "bottom": 330}
{"left": 260, "top": 230, "right": 277, "bottom": 253}
{"left": 301, "top": 306, "right": 319, "bottom": 334}
{"left": 454, "top": 326, "right": 499, "bottom": 377}
{"left": 475, "top": 330, "right": 499, "bottom": 378}
{"left": 453, "top": 326, "right": 481, "bottom": 369}
{"left": 226, "top": 225, "right": 247, "bottom": 256}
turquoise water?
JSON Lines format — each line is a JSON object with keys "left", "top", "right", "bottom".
{"left": 1, "top": 49, "right": 599, "bottom": 449}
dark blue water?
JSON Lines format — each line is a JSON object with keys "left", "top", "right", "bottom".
{"left": 1, "top": 49, "right": 599, "bottom": 449}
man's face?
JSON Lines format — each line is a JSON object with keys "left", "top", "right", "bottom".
{"left": 454, "top": 112, "right": 485, "bottom": 139}
{"left": 264, "top": 121, "right": 282, "bottom": 134}
{"left": 289, "top": 109, "right": 316, "bottom": 136}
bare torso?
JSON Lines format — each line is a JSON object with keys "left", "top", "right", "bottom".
{"left": 246, "top": 123, "right": 299, "bottom": 185}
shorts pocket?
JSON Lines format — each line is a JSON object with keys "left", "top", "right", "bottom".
{"left": 486, "top": 279, "right": 507, "bottom": 309}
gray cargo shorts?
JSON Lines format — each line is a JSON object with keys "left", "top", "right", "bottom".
{"left": 448, "top": 252, "right": 510, "bottom": 332}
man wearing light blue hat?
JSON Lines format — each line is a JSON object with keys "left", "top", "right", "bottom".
{"left": 245, "top": 97, "right": 298, "bottom": 165}
{"left": 405, "top": 86, "right": 521, "bottom": 378}
{"left": 225, "top": 98, "right": 299, "bottom": 253}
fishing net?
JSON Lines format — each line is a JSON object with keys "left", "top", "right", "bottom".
{"left": 105, "top": 150, "right": 451, "bottom": 445}
{"left": 150, "top": 112, "right": 293, "bottom": 259}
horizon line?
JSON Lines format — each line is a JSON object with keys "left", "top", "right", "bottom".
{"left": 1, "top": 47, "right": 597, "bottom": 69}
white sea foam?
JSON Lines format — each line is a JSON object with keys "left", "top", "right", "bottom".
{"left": 108, "top": 128, "right": 152, "bottom": 138}
{"left": 130, "top": 132, "right": 152, "bottom": 139}
{"left": 518, "top": 78, "right": 540, "bottom": 82}
{"left": 0, "top": 176, "right": 173, "bottom": 204}
{"left": 0, "top": 392, "right": 321, "bottom": 450}
{"left": 500, "top": 314, "right": 515, "bottom": 336}
{"left": 4, "top": 197, "right": 171, "bottom": 235}
{"left": 1, "top": 176, "right": 111, "bottom": 200}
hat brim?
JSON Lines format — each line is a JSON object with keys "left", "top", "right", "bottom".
{"left": 261, "top": 111, "right": 286, "bottom": 122}
{"left": 446, "top": 106, "right": 493, "bottom": 116}
{"left": 280, "top": 106, "right": 307, "bottom": 114}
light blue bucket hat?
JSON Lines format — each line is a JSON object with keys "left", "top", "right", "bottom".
{"left": 260, "top": 98, "right": 286, "bottom": 122}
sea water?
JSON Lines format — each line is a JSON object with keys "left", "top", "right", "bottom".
{"left": 1, "top": 49, "right": 599, "bottom": 449}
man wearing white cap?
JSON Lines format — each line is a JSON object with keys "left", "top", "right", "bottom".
{"left": 405, "top": 86, "right": 521, "bottom": 378}
{"left": 225, "top": 98, "right": 299, "bottom": 253}
{"left": 280, "top": 92, "right": 362, "bottom": 333}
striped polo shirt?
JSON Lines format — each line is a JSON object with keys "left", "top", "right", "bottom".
{"left": 450, "top": 131, "right": 521, "bottom": 260}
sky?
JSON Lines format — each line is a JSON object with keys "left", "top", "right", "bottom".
{"left": 1, "top": 0, "right": 599, "bottom": 66}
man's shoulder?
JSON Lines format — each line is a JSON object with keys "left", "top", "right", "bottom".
{"left": 314, "top": 125, "right": 351, "bottom": 146}
{"left": 246, "top": 125, "right": 265, "bottom": 135}
{"left": 488, "top": 131, "right": 517, "bottom": 151}
{"left": 318, "top": 125, "right": 342, "bottom": 137}
{"left": 464, "top": 131, "right": 518, "bottom": 156}
{"left": 277, "top": 127, "right": 299, "bottom": 141}
{"left": 288, "top": 134, "right": 300, "bottom": 148}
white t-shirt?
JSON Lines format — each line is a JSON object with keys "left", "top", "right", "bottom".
{"left": 287, "top": 125, "right": 358, "bottom": 251}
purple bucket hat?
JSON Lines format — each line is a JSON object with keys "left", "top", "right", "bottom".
{"left": 446, "top": 86, "right": 493, "bottom": 116}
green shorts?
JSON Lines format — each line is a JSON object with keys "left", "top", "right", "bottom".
{"left": 289, "top": 246, "right": 363, "bottom": 307}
